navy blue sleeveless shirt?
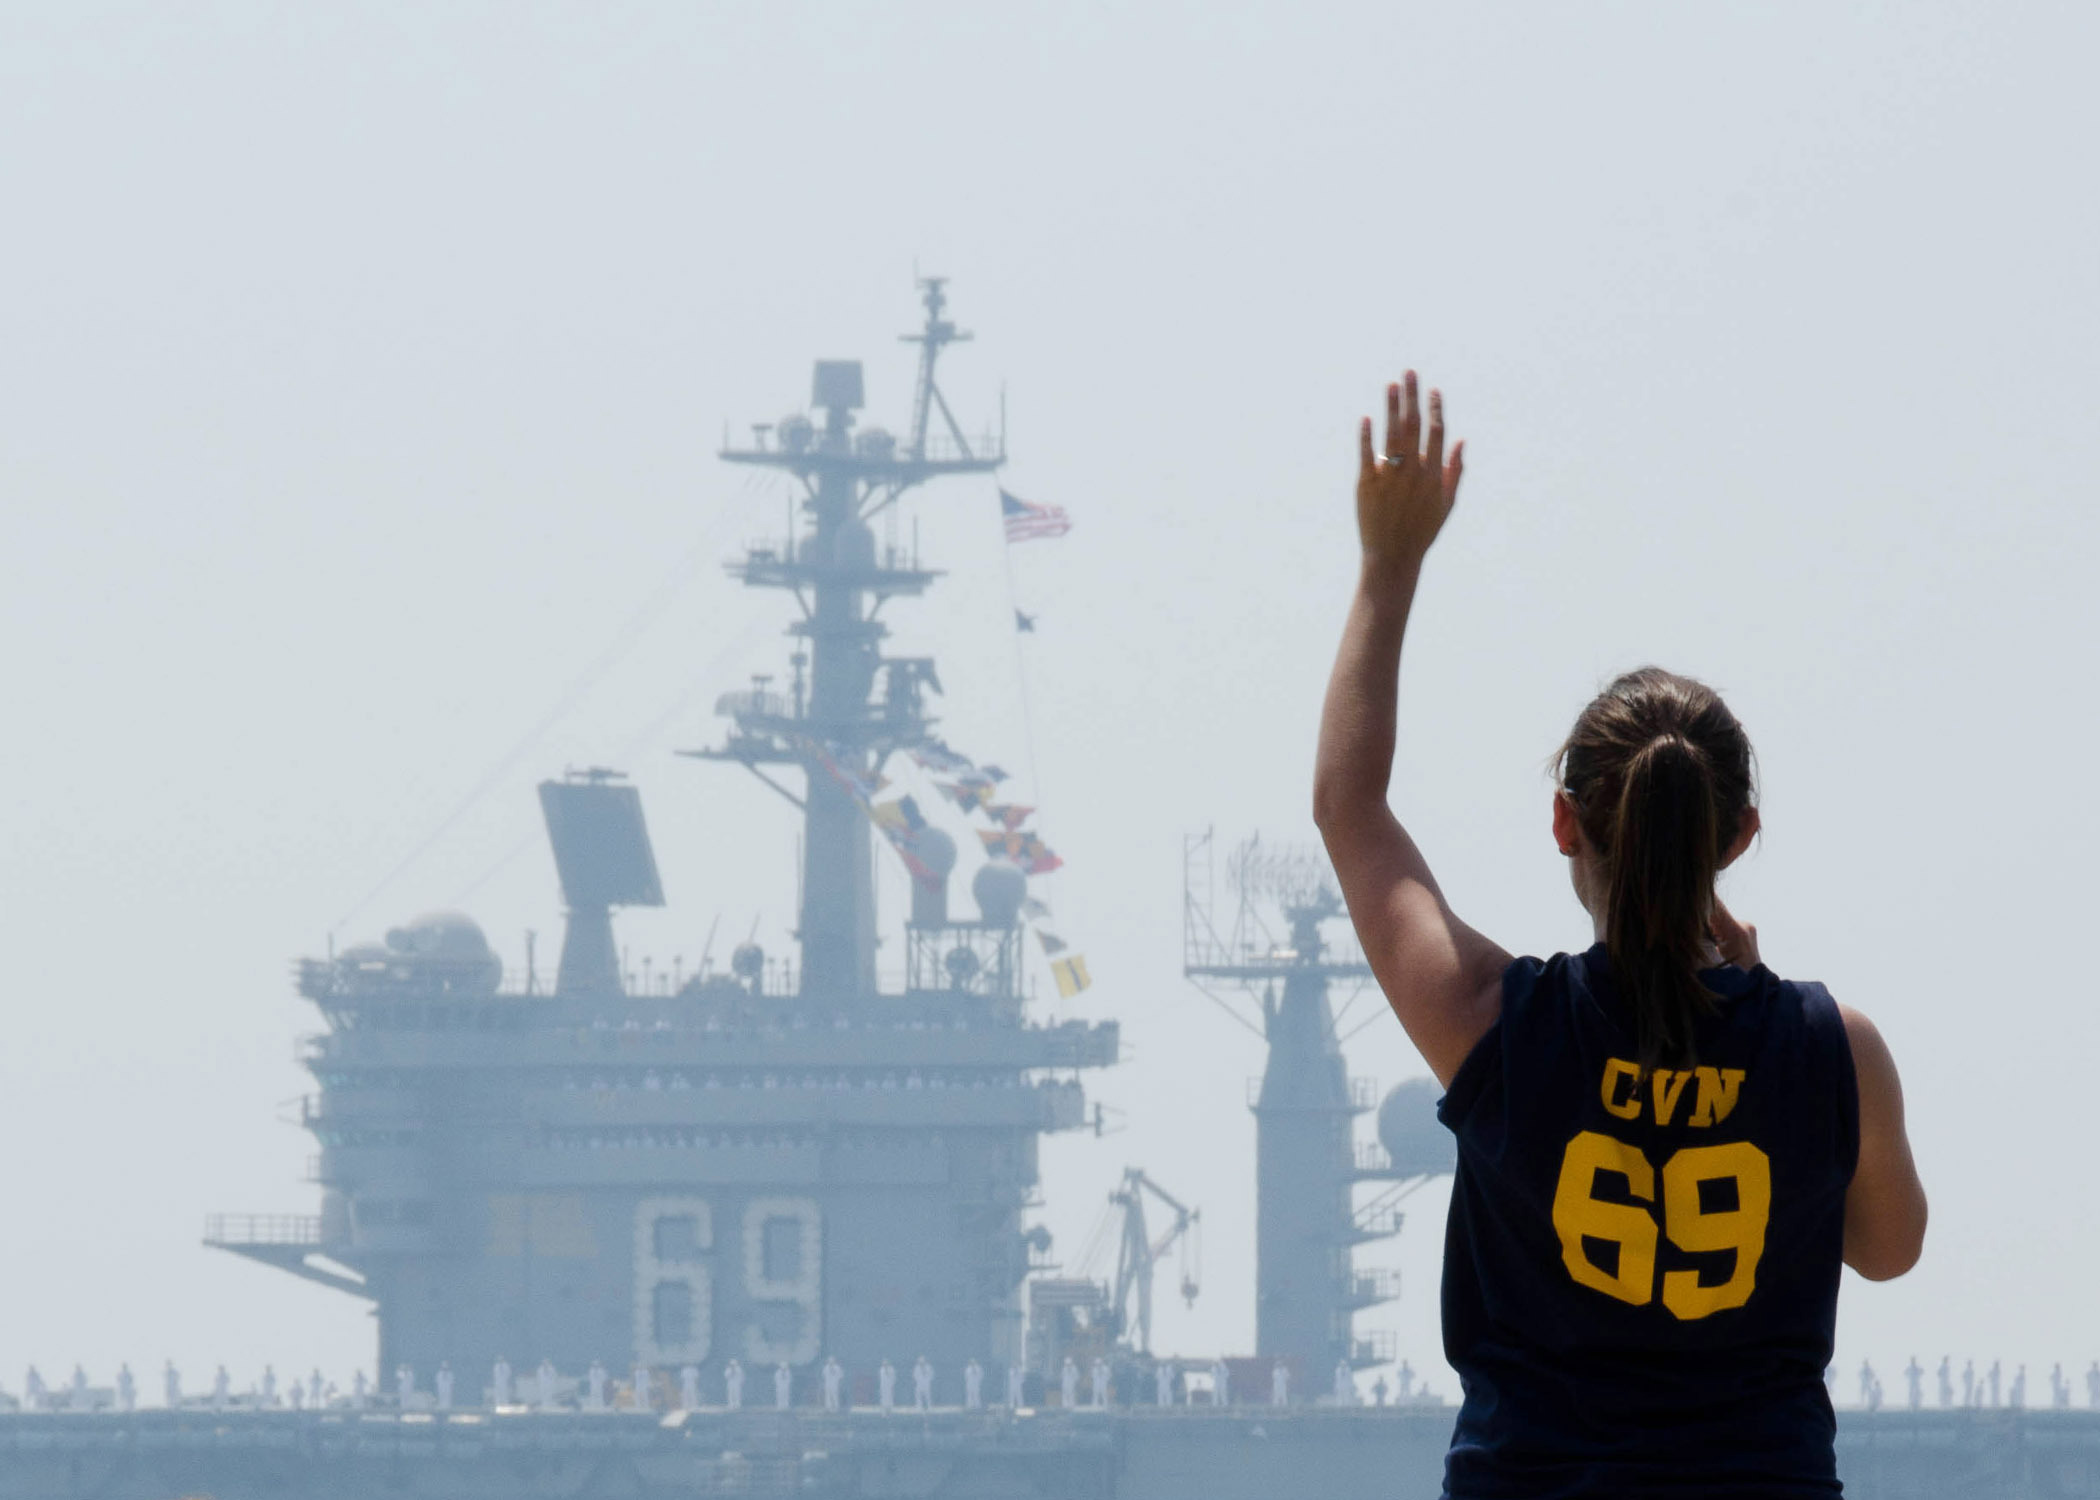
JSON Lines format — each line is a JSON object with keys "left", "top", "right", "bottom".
{"left": 1436, "top": 944, "right": 1858, "bottom": 1498}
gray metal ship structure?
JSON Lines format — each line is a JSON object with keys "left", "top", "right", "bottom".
{"left": 208, "top": 280, "right": 1119, "bottom": 1398}
{"left": 3, "top": 284, "right": 2096, "bottom": 1500}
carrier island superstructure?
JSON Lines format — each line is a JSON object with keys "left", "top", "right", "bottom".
{"left": 207, "top": 281, "right": 1121, "bottom": 1391}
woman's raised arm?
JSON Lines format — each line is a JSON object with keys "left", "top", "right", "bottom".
{"left": 1314, "top": 375, "right": 1509, "bottom": 1088}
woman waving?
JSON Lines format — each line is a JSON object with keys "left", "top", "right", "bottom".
{"left": 1314, "top": 375, "right": 1927, "bottom": 1497}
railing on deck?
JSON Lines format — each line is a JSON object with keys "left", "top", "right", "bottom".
{"left": 204, "top": 1213, "right": 321, "bottom": 1248}
{"left": 1346, "top": 1269, "right": 1402, "bottom": 1306}
{"left": 1352, "top": 1205, "right": 1406, "bottom": 1240}
{"left": 1350, "top": 1330, "right": 1398, "bottom": 1366}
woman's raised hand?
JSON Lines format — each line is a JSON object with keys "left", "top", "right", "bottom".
{"left": 1356, "top": 371, "right": 1464, "bottom": 576}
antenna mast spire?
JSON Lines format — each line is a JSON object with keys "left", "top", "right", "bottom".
{"left": 903, "top": 275, "right": 976, "bottom": 462}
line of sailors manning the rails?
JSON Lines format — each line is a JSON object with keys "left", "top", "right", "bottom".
{"left": 318, "top": 1071, "right": 1046, "bottom": 1096}
{"left": 551, "top": 1071, "right": 1040, "bottom": 1092}
{"left": 12, "top": 1355, "right": 2100, "bottom": 1416}
{"left": 1843, "top": 1357, "right": 2095, "bottom": 1413}
{"left": 8, "top": 1353, "right": 1456, "bottom": 1415}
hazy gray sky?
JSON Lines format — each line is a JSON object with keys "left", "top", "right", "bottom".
{"left": 4, "top": 2, "right": 2096, "bottom": 1399}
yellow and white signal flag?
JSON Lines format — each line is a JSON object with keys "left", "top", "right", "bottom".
{"left": 1049, "top": 954, "right": 1091, "bottom": 999}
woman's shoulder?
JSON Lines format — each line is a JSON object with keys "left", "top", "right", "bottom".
{"left": 1503, "top": 942, "right": 1604, "bottom": 987}
{"left": 1439, "top": 951, "right": 1586, "bottom": 1122}
{"left": 1723, "top": 961, "right": 1844, "bottom": 1024}
{"left": 1493, "top": 944, "right": 1615, "bottom": 1035}
{"left": 1700, "top": 964, "right": 1857, "bottom": 1084}
{"left": 1508, "top": 941, "right": 1613, "bottom": 994}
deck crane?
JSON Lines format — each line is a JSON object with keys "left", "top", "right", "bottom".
{"left": 1109, "top": 1168, "right": 1201, "bottom": 1355}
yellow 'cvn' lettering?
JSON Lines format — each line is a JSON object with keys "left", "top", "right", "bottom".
{"left": 1599, "top": 1058, "right": 1746, "bottom": 1128}
{"left": 1689, "top": 1066, "right": 1744, "bottom": 1127}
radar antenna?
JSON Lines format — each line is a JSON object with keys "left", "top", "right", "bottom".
{"left": 901, "top": 275, "right": 976, "bottom": 462}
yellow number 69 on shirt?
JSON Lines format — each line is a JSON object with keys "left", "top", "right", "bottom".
{"left": 1550, "top": 1130, "right": 1771, "bottom": 1320}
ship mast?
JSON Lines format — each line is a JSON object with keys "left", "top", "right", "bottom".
{"left": 1183, "top": 834, "right": 1404, "bottom": 1375}
{"left": 693, "top": 279, "right": 1003, "bottom": 997}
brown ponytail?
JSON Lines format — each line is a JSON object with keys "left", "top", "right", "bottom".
{"left": 1557, "top": 669, "right": 1755, "bottom": 1073}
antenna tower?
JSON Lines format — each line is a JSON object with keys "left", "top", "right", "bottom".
{"left": 1182, "top": 831, "right": 1401, "bottom": 1375}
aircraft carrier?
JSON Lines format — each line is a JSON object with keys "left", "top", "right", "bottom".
{"left": 3, "top": 283, "right": 2095, "bottom": 1500}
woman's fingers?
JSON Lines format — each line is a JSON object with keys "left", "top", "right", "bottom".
{"left": 1357, "top": 376, "right": 1465, "bottom": 561}
{"left": 1711, "top": 898, "right": 1761, "bottom": 967}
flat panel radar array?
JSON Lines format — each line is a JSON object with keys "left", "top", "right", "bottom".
{"left": 539, "top": 776, "right": 665, "bottom": 910}
{"left": 539, "top": 772, "right": 663, "bottom": 999}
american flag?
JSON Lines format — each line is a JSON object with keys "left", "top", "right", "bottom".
{"left": 1000, "top": 488, "right": 1072, "bottom": 543}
